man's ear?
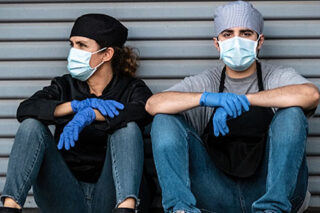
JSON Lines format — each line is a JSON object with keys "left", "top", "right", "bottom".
{"left": 257, "top": 34, "right": 264, "bottom": 50}
{"left": 213, "top": 37, "right": 220, "bottom": 52}
{"left": 102, "top": 47, "right": 115, "bottom": 62}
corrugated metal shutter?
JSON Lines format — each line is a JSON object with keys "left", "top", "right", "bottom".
{"left": 0, "top": 1, "right": 319, "bottom": 211}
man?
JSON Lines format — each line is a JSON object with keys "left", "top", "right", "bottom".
{"left": 145, "top": 1, "right": 319, "bottom": 213}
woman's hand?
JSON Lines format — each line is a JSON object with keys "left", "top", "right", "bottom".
{"left": 57, "top": 107, "right": 96, "bottom": 150}
{"left": 71, "top": 98, "right": 124, "bottom": 118}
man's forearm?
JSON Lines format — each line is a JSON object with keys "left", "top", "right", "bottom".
{"left": 246, "top": 83, "right": 320, "bottom": 110}
{"left": 145, "top": 91, "right": 203, "bottom": 115}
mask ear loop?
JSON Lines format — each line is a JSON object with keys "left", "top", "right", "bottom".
{"left": 92, "top": 47, "right": 107, "bottom": 55}
{"left": 92, "top": 60, "right": 105, "bottom": 70}
{"left": 255, "top": 35, "right": 261, "bottom": 59}
{"left": 90, "top": 47, "right": 108, "bottom": 69}
{"left": 216, "top": 37, "right": 224, "bottom": 60}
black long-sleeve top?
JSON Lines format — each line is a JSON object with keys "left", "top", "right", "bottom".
{"left": 17, "top": 74, "right": 153, "bottom": 182}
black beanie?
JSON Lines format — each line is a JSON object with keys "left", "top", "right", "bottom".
{"left": 70, "top": 13, "right": 128, "bottom": 47}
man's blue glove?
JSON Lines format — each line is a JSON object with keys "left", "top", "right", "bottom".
{"left": 57, "top": 107, "right": 96, "bottom": 150}
{"left": 213, "top": 107, "right": 229, "bottom": 137}
{"left": 200, "top": 92, "right": 250, "bottom": 118}
{"left": 71, "top": 98, "right": 124, "bottom": 118}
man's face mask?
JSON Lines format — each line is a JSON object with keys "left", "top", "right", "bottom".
{"left": 67, "top": 47, "right": 106, "bottom": 81}
{"left": 218, "top": 36, "right": 260, "bottom": 71}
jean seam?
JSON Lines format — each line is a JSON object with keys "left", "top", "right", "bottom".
{"left": 14, "top": 132, "right": 45, "bottom": 207}
{"left": 236, "top": 181, "right": 246, "bottom": 213}
{"left": 261, "top": 108, "right": 308, "bottom": 212}
{"left": 269, "top": 115, "right": 308, "bottom": 200}
{"left": 185, "top": 130, "right": 192, "bottom": 188}
{"left": 110, "top": 136, "right": 123, "bottom": 204}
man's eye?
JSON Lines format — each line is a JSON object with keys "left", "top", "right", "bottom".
{"left": 223, "top": 33, "right": 231, "bottom": 37}
{"left": 243, "top": 32, "right": 252, "bottom": 36}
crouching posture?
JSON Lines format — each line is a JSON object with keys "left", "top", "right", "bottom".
{"left": 146, "top": 1, "right": 320, "bottom": 213}
{"left": 0, "top": 14, "right": 152, "bottom": 213}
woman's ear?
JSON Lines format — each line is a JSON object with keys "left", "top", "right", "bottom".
{"left": 102, "top": 47, "right": 115, "bottom": 62}
{"left": 213, "top": 37, "right": 220, "bottom": 52}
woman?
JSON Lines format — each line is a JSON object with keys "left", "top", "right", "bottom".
{"left": 0, "top": 14, "right": 152, "bottom": 213}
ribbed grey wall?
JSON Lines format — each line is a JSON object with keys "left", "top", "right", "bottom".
{"left": 0, "top": 1, "right": 319, "bottom": 210}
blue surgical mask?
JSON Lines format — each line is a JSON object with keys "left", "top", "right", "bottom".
{"left": 218, "top": 36, "right": 259, "bottom": 71}
{"left": 67, "top": 47, "right": 106, "bottom": 81}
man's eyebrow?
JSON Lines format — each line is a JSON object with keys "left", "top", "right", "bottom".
{"left": 239, "top": 29, "right": 254, "bottom": 33}
{"left": 221, "top": 30, "right": 234, "bottom": 34}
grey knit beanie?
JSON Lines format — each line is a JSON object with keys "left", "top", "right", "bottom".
{"left": 214, "top": 1, "right": 264, "bottom": 37}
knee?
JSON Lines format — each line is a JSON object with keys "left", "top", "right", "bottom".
{"left": 123, "top": 122, "right": 141, "bottom": 136}
{"left": 111, "top": 122, "right": 143, "bottom": 142}
{"left": 269, "top": 107, "right": 308, "bottom": 146}
{"left": 272, "top": 107, "right": 307, "bottom": 127}
{"left": 15, "top": 119, "right": 51, "bottom": 148}
{"left": 151, "top": 114, "right": 183, "bottom": 135}
{"left": 17, "top": 118, "right": 48, "bottom": 137}
{"left": 151, "top": 114, "right": 187, "bottom": 152}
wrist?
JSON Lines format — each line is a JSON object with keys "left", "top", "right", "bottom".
{"left": 200, "top": 92, "right": 209, "bottom": 106}
{"left": 245, "top": 94, "right": 252, "bottom": 105}
{"left": 71, "top": 100, "right": 79, "bottom": 113}
{"left": 87, "top": 107, "right": 96, "bottom": 122}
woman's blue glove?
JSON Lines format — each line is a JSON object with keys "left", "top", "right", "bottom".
{"left": 213, "top": 107, "right": 229, "bottom": 137}
{"left": 200, "top": 92, "right": 250, "bottom": 118}
{"left": 71, "top": 98, "right": 124, "bottom": 118}
{"left": 57, "top": 107, "right": 96, "bottom": 150}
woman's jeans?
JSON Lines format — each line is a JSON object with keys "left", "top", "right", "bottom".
{"left": 0, "top": 119, "right": 144, "bottom": 213}
{"left": 151, "top": 107, "right": 309, "bottom": 213}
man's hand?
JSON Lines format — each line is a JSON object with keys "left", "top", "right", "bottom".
{"left": 71, "top": 98, "right": 124, "bottom": 118}
{"left": 200, "top": 92, "right": 250, "bottom": 118}
{"left": 57, "top": 107, "right": 96, "bottom": 150}
{"left": 213, "top": 107, "right": 230, "bottom": 137}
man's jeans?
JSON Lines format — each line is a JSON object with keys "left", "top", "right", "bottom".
{"left": 151, "top": 107, "right": 308, "bottom": 213}
{"left": 0, "top": 119, "right": 144, "bottom": 213}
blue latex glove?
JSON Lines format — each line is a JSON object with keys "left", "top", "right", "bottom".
{"left": 213, "top": 107, "right": 229, "bottom": 137}
{"left": 57, "top": 107, "right": 96, "bottom": 150}
{"left": 200, "top": 92, "right": 250, "bottom": 118}
{"left": 71, "top": 98, "right": 124, "bottom": 118}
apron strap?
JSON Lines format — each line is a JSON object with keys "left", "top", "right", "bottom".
{"left": 218, "top": 66, "right": 226, "bottom": 93}
{"left": 256, "top": 62, "right": 264, "bottom": 91}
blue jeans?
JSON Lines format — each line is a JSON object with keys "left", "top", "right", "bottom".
{"left": 1, "top": 119, "right": 144, "bottom": 213}
{"left": 151, "top": 107, "right": 308, "bottom": 213}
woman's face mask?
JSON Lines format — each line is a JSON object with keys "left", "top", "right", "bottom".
{"left": 218, "top": 36, "right": 260, "bottom": 71}
{"left": 67, "top": 47, "right": 106, "bottom": 81}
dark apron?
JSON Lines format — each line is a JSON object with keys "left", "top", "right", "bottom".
{"left": 201, "top": 62, "right": 274, "bottom": 178}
